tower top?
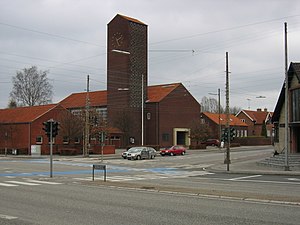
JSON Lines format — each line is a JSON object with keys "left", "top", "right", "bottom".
{"left": 111, "top": 14, "right": 146, "bottom": 25}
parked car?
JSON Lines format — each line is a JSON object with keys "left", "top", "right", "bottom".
{"left": 201, "top": 139, "right": 220, "bottom": 147}
{"left": 160, "top": 145, "right": 186, "bottom": 156}
{"left": 127, "top": 147, "right": 156, "bottom": 160}
{"left": 121, "top": 148, "right": 136, "bottom": 159}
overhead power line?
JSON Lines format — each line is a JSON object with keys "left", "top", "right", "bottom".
{"left": 0, "top": 22, "right": 104, "bottom": 47}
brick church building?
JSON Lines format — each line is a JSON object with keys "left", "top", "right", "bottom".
{"left": 0, "top": 14, "right": 201, "bottom": 154}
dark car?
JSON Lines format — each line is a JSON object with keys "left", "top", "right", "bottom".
{"left": 160, "top": 145, "right": 186, "bottom": 156}
{"left": 201, "top": 139, "right": 220, "bottom": 147}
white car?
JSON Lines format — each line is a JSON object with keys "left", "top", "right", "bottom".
{"left": 121, "top": 148, "right": 136, "bottom": 159}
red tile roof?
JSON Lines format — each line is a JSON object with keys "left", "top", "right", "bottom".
{"left": 59, "top": 83, "right": 182, "bottom": 109}
{"left": 203, "top": 112, "right": 248, "bottom": 127}
{"left": 147, "top": 83, "right": 181, "bottom": 102}
{"left": 59, "top": 90, "right": 107, "bottom": 109}
{"left": 0, "top": 104, "right": 58, "bottom": 123}
{"left": 118, "top": 14, "right": 146, "bottom": 25}
{"left": 239, "top": 110, "right": 271, "bottom": 124}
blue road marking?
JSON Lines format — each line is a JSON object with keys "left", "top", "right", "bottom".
{"left": 0, "top": 159, "right": 183, "bottom": 177}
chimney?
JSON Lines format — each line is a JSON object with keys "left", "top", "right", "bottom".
{"left": 264, "top": 108, "right": 268, "bottom": 112}
{"left": 257, "top": 108, "right": 262, "bottom": 112}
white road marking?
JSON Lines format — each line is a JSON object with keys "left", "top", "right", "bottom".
{"left": 229, "top": 175, "right": 262, "bottom": 181}
{"left": 5, "top": 181, "right": 40, "bottom": 186}
{"left": 0, "top": 214, "right": 18, "bottom": 220}
{"left": 24, "top": 179, "right": 62, "bottom": 185}
{"left": 287, "top": 178, "right": 300, "bottom": 181}
{"left": 0, "top": 182, "right": 18, "bottom": 187}
{"left": 74, "top": 171, "right": 213, "bottom": 182}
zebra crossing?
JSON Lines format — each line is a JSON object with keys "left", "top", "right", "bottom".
{"left": 74, "top": 170, "right": 214, "bottom": 182}
{"left": 0, "top": 179, "right": 62, "bottom": 187}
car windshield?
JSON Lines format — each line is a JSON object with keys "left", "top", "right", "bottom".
{"left": 128, "top": 148, "right": 144, "bottom": 153}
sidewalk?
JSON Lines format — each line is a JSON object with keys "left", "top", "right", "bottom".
{"left": 208, "top": 157, "right": 300, "bottom": 176}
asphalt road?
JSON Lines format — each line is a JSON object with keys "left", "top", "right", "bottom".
{"left": 1, "top": 181, "right": 299, "bottom": 225}
{"left": 1, "top": 146, "right": 300, "bottom": 224}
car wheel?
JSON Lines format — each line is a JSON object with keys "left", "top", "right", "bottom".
{"left": 181, "top": 151, "right": 185, "bottom": 155}
{"left": 170, "top": 152, "right": 174, "bottom": 156}
{"left": 137, "top": 155, "right": 141, "bottom": 160}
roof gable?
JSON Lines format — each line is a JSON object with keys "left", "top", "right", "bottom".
{"left": 241, "top": 109, "right": 270, "bottom": 124}
{"left": 0, "top": 104, "right": 58, "bottom": 123}
{"left": 203, "top": 112, "right": 248, "bottom": 127}
{"left": 118, "top": 14, "right": 146, "bottom": 25}
{"left": 147, "top": 83, "right": 181, "bottom": 102}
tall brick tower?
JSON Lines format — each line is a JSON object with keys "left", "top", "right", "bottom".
{"left": 107, "top": 14, "right": 148, "bottom": 146}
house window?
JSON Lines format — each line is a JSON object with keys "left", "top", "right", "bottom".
{"left": 63, "top": 136, "right": 69, "bottom": 144}
{"left": 162, "top": 133, "right": 169, "bottom": 141}
{"left": 111, "top": 136, "right": 120, "bottom": 140}
{"left": 292, "top": 88, "right": 300, "bottom": 122}
{"left": 74, "top": 137, "right": 80, "bottom": 144}
{"left": 241, "top": 119, "right": 245, "bottom": 123}
{"left": 36, "top": 136, "right": 43, "bottom": 144}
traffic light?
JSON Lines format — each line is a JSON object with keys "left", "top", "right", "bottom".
{"left": 99, "top": 131, "right": 106, "bottom": 143}
{"left": 221, "top": 128, "right": 229, "bottom": 143}
{"left": 52, "top": 121, "right": 60, "bottom": 137}
{"left": 42, "top": 121, "right": 51, "bottom": 137}
{"left": 230, "top": 128, "right": 236, "bottom": 141}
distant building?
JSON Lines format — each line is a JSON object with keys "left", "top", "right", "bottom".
{"left": 0, "top": 104, "right": 75, "bottom": 155}
{"left": 272, "top": 62, "right": 300, "bottom": 154}
{"left": 236, "top": 108, "right": 273, "bottom": 137}
{"left": 200, "top": 112, "right": 248, "bottom": 139}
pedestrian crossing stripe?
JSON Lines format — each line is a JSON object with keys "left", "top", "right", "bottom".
{"left": 0, "top": 182, "right": 17, "bottom": 187}
{"left": 74, "top": 171, "right": 214, "bottom": 182}
{"left": 24, "top": 179, "right": 62, "bottom": 185}
{"left": 6, "top": 181, "right": 42, "bottom": 186}
{"left": 0, "top": 179, "right": 62, "bottom": 187}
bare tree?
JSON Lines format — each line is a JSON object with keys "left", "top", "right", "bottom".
{"left": 113, "top": 110, "right": 133, "bottom": 147}
{"left": 201, "top": 96, "right": 241, "bottom": 114}
{"left": 10, "top": 66, "right": 53, "bottom": 106}
{"left": 7, "top": 99, "right": 17, "bottom": 108}
{"left": 189, "top": 119, "right": 212, "bottom": 145}
{"left": 201, "top": 96, "right": 222, "bottom": 113}
{"left": 59, "top": 111, "right": 84, "bottom": 142}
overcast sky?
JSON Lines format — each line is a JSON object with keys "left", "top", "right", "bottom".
{"left": 1, "top": 0, "right": 300, "bottom": 111}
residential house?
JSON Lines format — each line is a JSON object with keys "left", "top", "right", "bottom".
{"left": 236, "top": 108, "right": 273, "bottom": 137}
{"left": 200, "top": 112, "right": 248, "bottom": 140}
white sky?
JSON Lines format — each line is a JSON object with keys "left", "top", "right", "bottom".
{"left": 1, "top": 0, "right": 300, "bottom": 111}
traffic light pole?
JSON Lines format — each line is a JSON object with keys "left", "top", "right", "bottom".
{"left": 50, "top": 120, "right": 53, "bottom": 178}
{"left": 225, "top": 52, "right": 231, "bottom": 171}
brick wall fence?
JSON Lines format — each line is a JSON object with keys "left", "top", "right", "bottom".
{"left": 233, "top": 137, "right": 273, "bottom": 146}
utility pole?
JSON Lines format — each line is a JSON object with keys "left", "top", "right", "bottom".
{"left": 141, "top": 74, "right": 144, "bottom": 146}
{"left": 284, "top": 22, "right": 290, "bottom": 171}
{"left": 84, "top": 75, "right": 90, "bottom": 157}
{"left": 225, "top": 52, "right": 231, "bottom": 171}
{"left": 218, "top": 88, "right": 221, "bottom": 149}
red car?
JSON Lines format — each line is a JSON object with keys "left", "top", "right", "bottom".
{"left": 160, "top": 145, "right": 186, "bottom": 156}
{"left": 201, "top": 139, "right": 220, "bottom": 147}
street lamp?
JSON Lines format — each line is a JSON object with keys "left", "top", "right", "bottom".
{"left": 209, "top": 88, "right": 221, "bottom": 146}
{"left": 246, "top": 98, "right": 251, "bottom": 109}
